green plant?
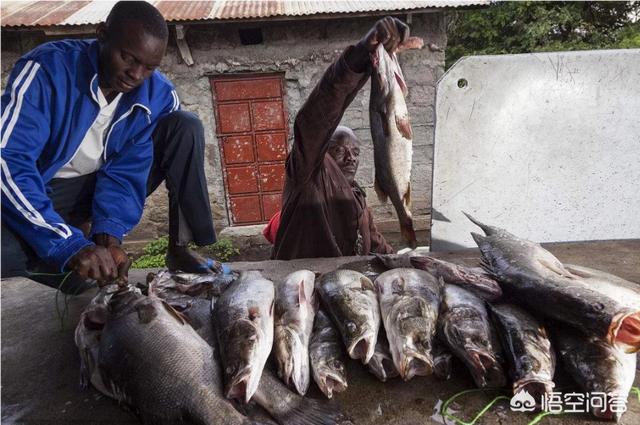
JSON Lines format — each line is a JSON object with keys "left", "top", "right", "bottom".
{"left": 131, "top": 235, "right": 240, "bottom": 269}
{"left": 132, "top": 253, "right": 166, "bottom": 269}
{"left": 142, "top": 235, "right": 169, "bottom": 256}
{"left": 132, "top": 236, "right": 168, "bottom": 269}
{"left": 201, "top": 238, "right": 240, "bottom": 262}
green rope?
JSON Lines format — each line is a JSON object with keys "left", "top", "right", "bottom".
{"left": 631, "top": 386, "right": 640, "bottom": 403}
{"left": 27, "top": 271, "right": 73, "bottom": 329}
{"left": 441, "top": 388, "right": 510, "bottom": 425}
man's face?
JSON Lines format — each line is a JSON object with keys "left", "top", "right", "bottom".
{"left": 97, "top": 20, "right": 166, "bottom": 94}
{"left": 328, "top": 131, "right": 360, "bottom": 184}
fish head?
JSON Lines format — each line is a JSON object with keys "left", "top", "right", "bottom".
{"left": 388, "top": 315, "right": 434, "bottom": 380}
{"left": 314, "top": 358, "right": 348, "bottom": 399}
{"left": 336, "top": 289, "right": 379, "bottom": 363}
{"left": 223, "top": 318, "right": 265, "bottom": 402}
{"left": 441, "top": 310, "right": 501, "bottom": 387}
{"left": 398, "top": 330, "right": 435, "bottom": 381}
{"left": 274, "top": 325, "right": 310, "bottom": 395}
{"left": 343, "top": 316, "right": 377, "bottom": 364}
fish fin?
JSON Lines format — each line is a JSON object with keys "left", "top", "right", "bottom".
{"left": 403, "top": 182, "right": 412, "bottom": 208}
{"left": 395, "top": 114, "right": 413, "bottom": 140}
{"left": 268, "top": 396, "right": 349, "bottom": 425}
{"left": 470, "top": 232, "right": 487, "bottom": 247}
{"left": 298, "top": 279, "right": 307, "bottom": 307}
{"left": 160, "top": 301, "right": 189, "bottom": 325}
{"left": 538, "top": 259, "right": 578, "bottom": 279}
{"left": 360, "top": 276, "right": 375, "bottom": 292}
{"left": 374, "top": 179, "right": 389, "bottom": 203}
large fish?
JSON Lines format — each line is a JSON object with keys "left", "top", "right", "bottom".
{"left": 489, "top": 303, "right": 555, "bottom": 402}
{"left": 369, "top": 38, "right": 423, "bottom": 249}
{"left": 309, "top": 309, "right": 348, "bottom": 399}
{"left": 81, "top": 289, "right": 254, "bottom": 425}
{"left": 215, "top": 271, "right": 275, "bottom": 402}
{"left": 375, "top": 268, "right": 441, "bottom": 380}
{"left": 555, "top": 327, "right": 636, "bottom": 422}
{"left": 466, "top": 213, "right": 640, "bottom": 352}
{"left": 274, "top": 270, "right": 317, "bottom": 395}
{"left": 410, "top": 256, "right": 502, "bottom": 302}
{"left": 367, "top": 329, "right": 399, "bottom": 382}
{"left": 438, "top": 284, "right": 506, "bottom": 388}
{"left": 316, "top": 270, "right": 380, "bottom": 364}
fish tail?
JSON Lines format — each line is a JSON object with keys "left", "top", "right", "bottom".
{"left": 271, "top": 397, "right": 350, "bottom": 425}
{"left": 401, "top": 219, "right": 418, "bottom": 249}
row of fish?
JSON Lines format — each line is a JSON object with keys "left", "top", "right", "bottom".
{"left": 75, "top": 213, "right": 639, "bottom": 423}
{"left": 262, "top": 214, "right": 639, "bottom": 422}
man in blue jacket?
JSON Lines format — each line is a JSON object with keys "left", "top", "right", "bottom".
{"left": 1, "top": 1, "right": 219, "bottom": 293}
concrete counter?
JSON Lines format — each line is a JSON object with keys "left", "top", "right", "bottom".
{"left": 2, "top": 240, "right": 639, "bottom": 424}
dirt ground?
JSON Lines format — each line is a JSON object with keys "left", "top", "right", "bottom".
{"left": 2, "top": 240, "right": 639, "bottom": 424}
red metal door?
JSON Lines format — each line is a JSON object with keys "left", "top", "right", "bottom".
{"left": 211, "top": 74, "right": 288, "bottom": 225}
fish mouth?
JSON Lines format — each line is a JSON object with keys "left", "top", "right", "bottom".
{"left": 609, "top": 310, "right": 640, "bottom": 353}
{"left": 275, "top": 327, "right": 309, "bottom": 395}
{"left": 465, "top": 349, "right": 499, "bottom": 388}
{"left": 513, "top": 378, "right": 555, "bottom": 406}
{"left": 398, "top": 352, "right": 433, "bottom": 381}
{"left": 348, "top": 332, "right": 376, "bottom": 364}
{"left": 225, "top": 368, "right": 253, "bottom": 403}
{"left": 318, "top": 370, "right": 348, "bottom": 399}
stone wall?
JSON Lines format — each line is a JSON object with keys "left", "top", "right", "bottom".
{"left": 1, "top": 13, "right": 446, "bottom": 256}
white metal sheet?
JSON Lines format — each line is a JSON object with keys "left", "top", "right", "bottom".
{"left": 432, "top": 49, "right": 640, "bottom": 250}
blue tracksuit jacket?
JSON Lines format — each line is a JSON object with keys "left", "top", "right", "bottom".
{"left": 1, "top": 39, "right": 180, "bottom": 270}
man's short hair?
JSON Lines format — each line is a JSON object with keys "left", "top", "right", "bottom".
{"left": 106, "top": 1, "right": 168, "bottom": 41}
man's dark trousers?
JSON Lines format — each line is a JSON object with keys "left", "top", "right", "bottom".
{"left": 1, "top": 111, "right": 216, "bottom": 293}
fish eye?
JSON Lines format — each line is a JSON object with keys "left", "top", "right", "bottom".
{"left": 346, "top": 321, "right": 357, "bottom": 334}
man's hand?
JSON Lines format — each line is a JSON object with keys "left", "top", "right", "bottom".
{"left": 360, "top": 16, "right": 410, "bottom": 54}
{"left": 94, "top": 233, "right": 131, "bottom": 285}
{"left": 67, "top": 245, "right": 119, "bottom": 283}
{"left": 347, "top": 16, "right": 410, "bottom": 73}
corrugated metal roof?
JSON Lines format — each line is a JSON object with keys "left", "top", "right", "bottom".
{"left": 1, "top": 0, "right": 488, "bottom": 28}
